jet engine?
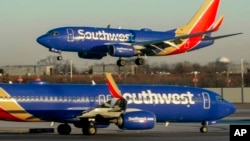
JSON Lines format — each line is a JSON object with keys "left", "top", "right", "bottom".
{"left": 116, "top": 111, "right": 156, "bottom": 130}
{"left": 108, "top": 44, "right": 135, "bottom": 57}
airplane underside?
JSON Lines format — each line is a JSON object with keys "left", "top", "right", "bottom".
{"left": 0, "top": 102, "right": 216, "bottom": 135}
{"left": 55, "top": 51, "right": 146, "bottom": 67}
{"left": 55, "top": 118, "right": 213, "bottom": 135}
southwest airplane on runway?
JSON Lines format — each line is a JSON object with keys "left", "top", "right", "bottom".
{"left": 37, "top": 0, "right": 241, "bottom": 66}
{"left": 0, "top": 73, "right": 236, "bottom": 135}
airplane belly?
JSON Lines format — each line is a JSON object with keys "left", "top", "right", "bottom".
{"left": 19, "top": 102, "right": 92, "bottom": 122}
{"left": 25, "top": 110, "right": 83, "bottom": 121}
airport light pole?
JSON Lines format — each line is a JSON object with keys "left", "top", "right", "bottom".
{"left": 70, "top": 60, "right": 73, "bottom": 82}
{"left": 193, "top": 71, "right": 199, "bottom": 87}
{"left": 241, "top": 58, "right": 244, "bottom": 103}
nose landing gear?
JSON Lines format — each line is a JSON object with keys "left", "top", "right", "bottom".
{"left": 200, "top": 126, "right": 208, "bottom": 133}
{"left": 82, "top": 123, "right": 97, "bottom": 135}
{"left": 200, "top": 121, "right": 208, "bottom": 133}
{"left": 57, "top": 56, "right": 63, "bottom": 61}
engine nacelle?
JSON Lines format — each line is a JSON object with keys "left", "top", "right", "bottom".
{"left": 117, "top": 111, "right": 156, "bottom": 130}
{"left": 108, "top": 44, "right": 135, "bottom": 57}
{"left": 78, "top": 52, "right": 104, "bottom": 59}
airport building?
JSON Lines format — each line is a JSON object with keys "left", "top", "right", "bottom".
{"left": 91, "top": 64, "right": 136, "bottom": 75}
{"left": 228, "top": 63, "right": 250, "bottom": 74}
{"left": 91, "top": 64, "right": 149, "bottom": 75}
{"left": 0, "top": 65, "right": 53, "bottom": 76}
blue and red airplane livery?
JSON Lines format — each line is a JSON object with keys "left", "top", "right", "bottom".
{"left": 0, "top": 73, "right": 236, "bottom": 135}
{"left": 37, "top": 0, "right": 241, "bottom": 66}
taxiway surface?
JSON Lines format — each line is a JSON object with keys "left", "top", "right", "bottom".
{"left": 0, "top": 104, "right": 249, "bottom": 141}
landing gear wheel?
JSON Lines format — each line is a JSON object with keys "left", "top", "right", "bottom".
{"left": 200, "top": 126, "right": 208, "bottom": 133}
{"left": 57, "top": 56, "right": 63, "bottom": 61}
{"left": 135, "top": 58, "right": 145, "bottom": 65}
{"left": 117, "top": 59, "right": 126, "bottom": 66}
{"left": 57, "top": 124, "right": 71, "bottom": 135}
{"left": 82, "top": 125, "right": 97, "bottom": 135}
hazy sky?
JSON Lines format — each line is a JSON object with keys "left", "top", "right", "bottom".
{"left": 0, "top": 0, "right": 249, "bottom": 70}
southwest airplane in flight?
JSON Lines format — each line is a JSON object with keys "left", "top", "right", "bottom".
{"left": 37, "top": 0, "right": 241, "bottom": 66}
{"left": 0, "top": 73, "right": 236, "bottom": 135}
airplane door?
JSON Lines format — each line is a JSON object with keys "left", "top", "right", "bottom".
{"left": 202, "top": 92, "right": 210, "bottom": 109}
{"left": 67, "top": 28, "right": 74, "bottom": 42}
{"left": 98, "top": 95, "right": 106, "bottom": 105}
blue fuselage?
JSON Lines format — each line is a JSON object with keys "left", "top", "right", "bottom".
{"left": 0, "top": 83, "right": 235, "bottom": 123}
{"left": 37, "top": 27, "right": 214, "bottom": 58}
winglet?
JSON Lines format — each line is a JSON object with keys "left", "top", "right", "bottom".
{"left": 105, "top": 72, "right": 123, "bottom": 99}
{"left": 211, "top": 15, "right": 224, "bottom": 32}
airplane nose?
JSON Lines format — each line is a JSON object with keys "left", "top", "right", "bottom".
{"left": 36, "top": 35, "right": 45, "bottom": 45}
{"left": 214, "top": 101, "right": 236, "bottom": 120}
{"left": 228, "top": 103, "right": 237, "bottom": 115}
{"left": 222, "top": 102, "right": 237, "bottom": 119}
{"left": 36, "top": 35, "right": 50, "bottom": 48}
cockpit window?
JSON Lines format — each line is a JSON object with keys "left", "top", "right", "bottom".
{"left": 47, "top": 31, "right": 59, "bottom": 36}
{"left": 216, "top": 96, "right": 224, "bottom": 101}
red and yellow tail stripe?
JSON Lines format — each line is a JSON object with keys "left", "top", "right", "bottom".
{"left": 174, "top": 0, "right": 220, "bottom": 54}
{"left": 158, "top": 0, "right": 221, "bottom": 55}
{"left": 0, "top": 88, "right": 41, "bottom": 122}
{"left": 176, "top": 0, "right": 220, "bottom": 35}
{"left": 105, "top": 72, "right": 123, "bottom": 99}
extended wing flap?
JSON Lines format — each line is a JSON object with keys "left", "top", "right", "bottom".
{"left": 77, "top": 72, "right": 127, "bottom": 119}
{"left": 78, "top": 98, "right": 127, "bottom": 119}
{"left": 77, "top": 107, "right": 121, "bottom": 119}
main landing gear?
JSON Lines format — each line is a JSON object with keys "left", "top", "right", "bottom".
{"left": 81, "top": 122, "right": 97, "bottom": 135}
{"left": 57, "top": 123, "right": 71, "bottom": 135}
{"left": 117, "top": 57, "right": 145, "bottom": 66}
{"left": 57, "top": 122, "right": 97, "bottom": 136}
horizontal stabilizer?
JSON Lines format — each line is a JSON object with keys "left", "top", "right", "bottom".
{"left": 202, "top": 33, "right": 243, "bottom": 41}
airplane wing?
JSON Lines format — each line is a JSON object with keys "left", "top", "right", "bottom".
{"left": 77, "top": 72, "right": 127, "bottom": 119}
{"left": 132, "top": 30, "right": 242, "bottom": 54}
{"left": 133, "top": 30, "right": 218, "bottom": 50}
{"left": 77, "top": 98, "right": 126, "bottom": 118}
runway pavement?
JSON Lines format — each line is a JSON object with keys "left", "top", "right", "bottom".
{"left": 0, "top": 123, "right": 231, "bottom": 141}
{"left": 0, "top": 105, "right": 249, "bottom": 141}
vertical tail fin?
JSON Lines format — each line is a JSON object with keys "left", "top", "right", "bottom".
{"left": 105, "top": 72, "right": 123, "bottom": 99}
{"left": 176, "top": 0, "right": 221, "bottom": 35}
